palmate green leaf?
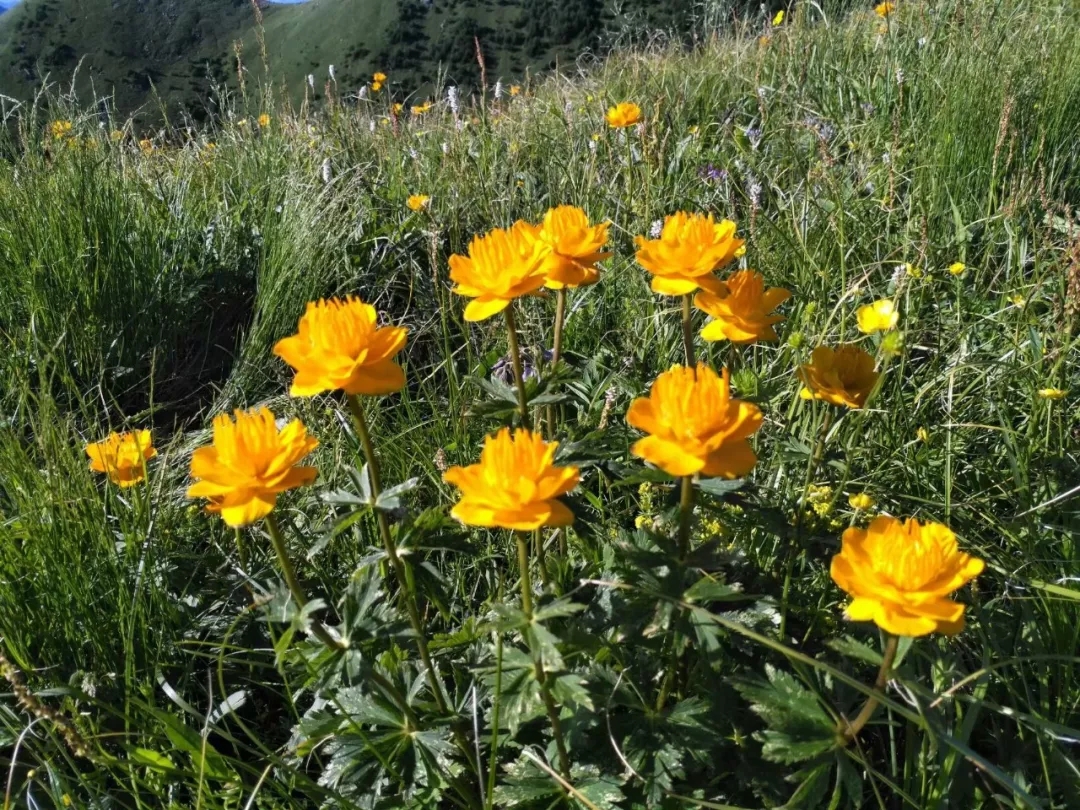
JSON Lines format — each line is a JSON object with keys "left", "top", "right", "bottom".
{"left": 694, "top": 477, "right": 746, "bottom": 497}
{"left": 375, "top": 476, "right": 419, "bottom": 512}
{"left": 783, "top": 762, "right": 832, "bottom": 809}
{"left": 550, "top": 671, "right": 593, "bottom": 711}
{"left": 826, "top": 636, "right": 883, "bottom": 666}
{"left": 733, "top": 665, "right": 837, "bottom": 765}
{"left": 570, "top": 767, "right": 627, "bottom": 809}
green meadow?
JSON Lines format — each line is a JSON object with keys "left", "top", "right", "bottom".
{"left": 0, "top": 1, "right": 1078, "bottom": 807}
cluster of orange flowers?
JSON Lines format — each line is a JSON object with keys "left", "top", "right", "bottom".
{"left": 85, "top": 206, "right": 983, "bottom": 638}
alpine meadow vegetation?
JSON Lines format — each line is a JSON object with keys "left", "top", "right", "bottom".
{"left": 1, "top": 1, "right": 1080, "bottom": 808}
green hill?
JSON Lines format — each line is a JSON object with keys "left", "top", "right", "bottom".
{"left": 0, "top": 0, "right": 695, "bottom": 119}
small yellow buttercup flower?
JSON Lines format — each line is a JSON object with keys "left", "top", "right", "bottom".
{"left": 1008, "top": 293, "right": 1026, "bottom": 308}
{"left": 509, "top": 85, "right": 521, "bottom": 96}
{"left": 531, "top": 205, "right": 611, "bottom": 289}
{"left": 626, "top": 364, "right": 762, "bottom": 478}
{"left": 948, "top": 262, "right": 966, "bottom": 276}
{"left": 1038, "top": 388, "right": 1067, "bottom": 400}
{"left": 258, "top": 113, "right": 271, "bottom": 127}
{"left": 635, "top": 212, "right": 745, "bottom": 296}
{"left": 411, "top": 101, "right": 432, "bottom": 115}
{"left": 695, "top": 269, "right": 791, "bottom": 344}
{"left": 772, "top": 9, "right": 784, "bottom": 26}
{"left": 372, "top": 80, "right": 383, "bottom": 92}
{"left": 138, "top": 138, "right": 154, "bottom": 154}
{"left": 916, "top": 427, "right": 929, "bottom": 443}
{"left": 606, "top": 102, "right": 642, "bottom": 128}
{"left": 50, "top": 120, "right": 73, "bottom": 140}
{"left": 407, "top": 194, "right": 431, "bottom": 212}
{"left": 373, "top": 72, "right": 387, "bottom": 83}
{"left": 443, "top": 428, "right": 579, "bottom": 530}
{"left": 799, "top": 344, "right": 879, "bottom": 409}
{"left": 187, "top": 408, "right": 318, "bottom": 527}
{"left": 831, "top": 516, "right": 984, "bottom": 637}
{"left": 904, "top": 263, "right": 923, "bottom": 279}
{"left": 273, "top": 297, "right": 408, "bottom": 397}
{"left": 85, "top": 430, "right": 157, "bottom": 487}
{"left": 856, "top": 299, "right": 899, "bottom": 334}
{"left": 874, "top": 1, "right": 895, "bottom": 17}
{"left": 848, "top": 492, "right": 876, "bottom": 511}
{"left": 392, "top": 103, "right": 404, "bottom": 115}
{"left": 449, "top": 222, "right": 548, "bottom": 321}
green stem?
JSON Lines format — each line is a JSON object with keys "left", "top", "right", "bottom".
{"left": 515, "top": 534, "right": 570, "bottom": 779}
{"left": 533, "top": 528, "right": 550, "bottom": 589}
{"left": 504, "top": 305, "right": 531, "bottom": 430}
{"left": 263, "top": 513, "right": 347, "bottom": 651}
{"left": 678, "top": 475, "right": 694, "bottom": 560}
{"left": 842, "top": 634, "right": 899, "bottom": 742}
{"left": 681, "top": 294, "right": 695, "bottom": 368}
{"left": 551, "top": 288, "right": 567, "bottom": 370}
{"left": 346, "top": 395, "right": 449, "bottom": 715}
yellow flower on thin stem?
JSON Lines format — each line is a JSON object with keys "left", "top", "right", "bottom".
{"left": 85, "top": 430, "right": 156, "bottom": 487}
{"left": 695, "top": 269, "right": 790, "bottom": 344}
{"left": 272, "top": 297, "right": 408, "bottom": 397}
{"left": 848, "top": 492, "right": 875, "bottom": 511}
{"left": 831, "top": 516, "right": 984, "bottom": 637}
{"left": 874, "top": 1, "right": 895, "bottom": 17}
{"left": 372, "top": 81, "right": 383, "bottom": 92}
{"left": 407, "top": 194, "right": 431, "bottom": 212}
{"left": 799, "top": 344, "right": 880, "bottom": 409}
{"left": 534, "top": 205, "right": 611, "bottom": 291}
{"left": 448, "top": 223, "right": 548, "bottom": 322}
{"left": 772, "top": 9, "right": 784, "bottom": 26}
{"left": 948, "top": 262, "right": 966, "bottom": 276}
{"left": 1037, "top": 388, "right": 1067, "bottom": 400}
{"left": 373, "top": 71, "right": 387, "bottom": 83}
{"left": 605, "top": 102, "right": 642, "bottom": 128}
{"left": 509, "top": 85, "right": 521, "bottom": 96}
{"left": 443, "top": 428, "right": 579, "bottom": 530}
{"left": 186, "top": 408, "right": 318, "bottom": 528}
{"left": 257, "top": 113, "right": 271, "bottom": 127}
{"left": 856, "top": 299, "right": 899, "bottom": 334}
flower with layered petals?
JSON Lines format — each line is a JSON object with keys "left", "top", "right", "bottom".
{"left": 407, "top": 194, "right": 431, "bottom": 211}
{"left": 830, "top": 516, "right": 984, "bottom": 637}
{"left": 273, "top": 297, "right": 407, "bottom": 397}
{"left": 635, "top": 213, "right": 745, "bottom": 296}
{"left": 531, "top": 205, "right": 611, "bottom": 289}
{"left": 874, "top": 2, "right": 895, "bottom": 17}
{"left": 373, "top": 72, "right": 387, "bottom": 83}
{"left": 856, "top": 299, "right": 899, "bottom": 334}
{"left": 848, "top": 492, "right": 875, "bottom": 511}
{"left": 1038, "top": 388, "right": 1067, "bottom": 400}
{"left": 257, "top": 114, "right": 271, "bottom": 127}
{"left": 695, "top": 269, "right": 790, "bottom": 344}
{"left": 626, "top": 363, "right": 762, "bottom": 478}
{"left": 443, "top": 428, "right": 579, "bottom": 530}
{"left": 448, "top": 222, "right": 548, "bottom": 321}
{"left": 606, "top": 102, "right": 642, "bottom": 128}
{"left": 187, "top": 408, "right": 318, "bottom": 527}
{"left": 799, "top": 344, "right": 879, "bottom": 409}
{"left": 85, "top": 430, "right": 156, "bottom": 487}
{"left": 948, "top": 262, "right": 966, "bottom": 276}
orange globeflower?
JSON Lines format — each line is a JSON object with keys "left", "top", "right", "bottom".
{"left": 407, "top": 194, "right": 431, "bottom": 211}
{"left": 799, "top": 344, "right": 879, "bottom": 409}
{"left": 373, "top": 72, "right": 388, "bottom": 83}
{"left": 626, "top": 363, "right": 762, "bottom": 478}
{"left": 448, "top": 222, "right": 548, "bottom": 321}
{"left": 831, "top": 516, "right": 984, "bottom": 637}
{"left": 532, "top": 205, "right": 611, "bottom": 289}
{"left": 605, "top": 102, "right": 642, "bottom": 128}
{"left": 695, "top": 269, "right": 790, "bottom": 344}
{"left": 85, "top": 430, "right": 156, "bottom": 487}
{"left": 635, "top": 212, "right": 745, "bottom": 296}
{"left": 443, "top": 428, "right": 579, "bottom": 530}
{"left": 874, "top": 1, "right": 895, "bottom": 17}
{"left": 187, "top": 408, "right": 318, "bottom": 527}
{"left": 273, "top": 297, "right": 407, "bottom": 397}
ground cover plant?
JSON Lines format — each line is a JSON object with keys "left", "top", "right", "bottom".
{"left": 0, "top": 0, "right": 1079, "bottom": 807}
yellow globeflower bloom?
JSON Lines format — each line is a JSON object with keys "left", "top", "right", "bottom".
{"left": 772, "top": 9, "right": 784, "bottom": 26}
{"left": 948, "top": 262, "right": 966, "bottom": 276}
{"left": 532, "top": 205, "right": 611, "bottom": 289}
{"left": 373, "top": 72, "right": 388, "bottom": 83}
{"left": 799, "top": 344, "right": 879, "bottom": 409}
{"left": 187, "top": 408, "right": 318, "bottom": 527}
{"left": 874, "top": 1, "right": 895, "bottom": 17}
{"left": 407, "top": 194, "right": 431, "bottom": 211}
{"left": 273, "top": 297, "right": 407, "bottom": 397}
{"left": 856, "top": 298, "right": 899, "bottom": 334}
{"left": 448, "top": 222, "right": 548, "bottom": 321}
{"left": 85, "top": 430, "right": 157, "bottom": 487}
{"left": 605, "top": 102, "right": 642, "bottom": 128}
{"left": 509, "top": 85, "right": 521, "bottom": 96}
{"left": 830, "top": 516, "right": 984, "bottom": 637}
{"left": 372, "top": 80, "right": 383, "bottom": 92}
{"left": 392, "top": 103, "right": 404, "bottom": 115}
{"left": 635, "top": 212, "right": 745, "bottom": 296}
{"left": 1037, "top": 388, "right": 1067, "bottom": 400}
{"left": 626, "top": 363, "right": 762, "bottom": 478}
{"left": 257, "top": 113, "right": 271, "bottom": 127}
{"left": 50, "top": 120, "right": 73, "bottom": 140}
{"left": 443, "top": 428, "right": 579, "bottom": 530}
{"left": 695, "top": 269, "right": 791, "bottom": 344}
{"left": 847, "top": 492, "right": 875, "bottom": 511}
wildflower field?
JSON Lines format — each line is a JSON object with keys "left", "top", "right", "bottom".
{"left": 1, "top": 1, "right": 1079, "bottom": 807}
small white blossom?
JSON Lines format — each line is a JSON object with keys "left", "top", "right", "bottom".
{"left": 328, "top": 64, "right": 336, "bottom": 81}
{"left": 321, "top": 158, "right": 332, "bottom": 184}
{"left": 649, "top": 219, "right": 663, "bottom": 238}
{"left": 307, "top": 74, "right": 315, "bottom": 90}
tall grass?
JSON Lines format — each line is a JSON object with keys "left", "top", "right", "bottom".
{"left": 0, "top": 1, "right": 1078, "bottom": 807}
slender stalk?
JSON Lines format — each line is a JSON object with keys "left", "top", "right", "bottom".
{"left": 677, "top": 475, "right": 694, "bottom": 560}
{"left": 503, "top": 305, "right": 532, "bottom": 430}
{"left": 551, "top": 288, "right": 567, "bottom": 370}
{"left": 533, "top": 528, "right": 550, "bottom": 588}
{"left": 515, "top": 534, "right": 571, "bottom": 779}
{"left": 681, "top": 294, "right": 695, "bottom": 368}
{"left": 346, "top": 395, "right": 449, "bottom": 714}
{"left": 263, "top": 513, "right": 347, "bottom": 651}
{"left": 841, "top": 634, "right": 899, "bottom": 742}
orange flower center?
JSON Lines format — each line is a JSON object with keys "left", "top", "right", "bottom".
{"left": 866, "top": 521, "right": 950, "bottom": 590}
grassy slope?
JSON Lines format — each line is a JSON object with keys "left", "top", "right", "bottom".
{"left": 0, "top": 1, "right": 1078, "bottom": 807}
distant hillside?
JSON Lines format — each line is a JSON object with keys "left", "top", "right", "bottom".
{"left": 0, "top": 0, "right": 697, "bottom": 121}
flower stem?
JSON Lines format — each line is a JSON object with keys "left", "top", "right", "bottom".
{"left": 545, "top": 288, "right": 567, "bottom": 438}
{"left": 504, "top": 305, "right": 532, "bottom": 430}
{"left": 841, "top": 634, "right": 899, "bottom": 742}
{"left": 678, "top": 475, "right": 694, "bottom": 560}
{"left": 533, "top": 528, "right": 550, "bottom": 589}
{"left": 515, "top": 534, "right": 571, "bottom": 779}
{"left": 681, "top": 294, "right": 695, "bottom": 368}
{"left": 263, "top": 513, "right": 347, "bottom": 651}
{"left": 346, "top": 395, "right": 449, "bottom": 715}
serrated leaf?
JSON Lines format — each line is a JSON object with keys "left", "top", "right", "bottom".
{"left": 684, "top": 577, "right": 745, "bottom": 603}
{"left": 376, "top": 476, "right": 419, "bottom": 511}
{"left": 695, "top": 477, "right": 746, "bottom": 497}
{"left": 826, "top": 636, "right": 883, "bottom": 665}
{"left": 573, "top": 775, "right": 625, "bottom": 809}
